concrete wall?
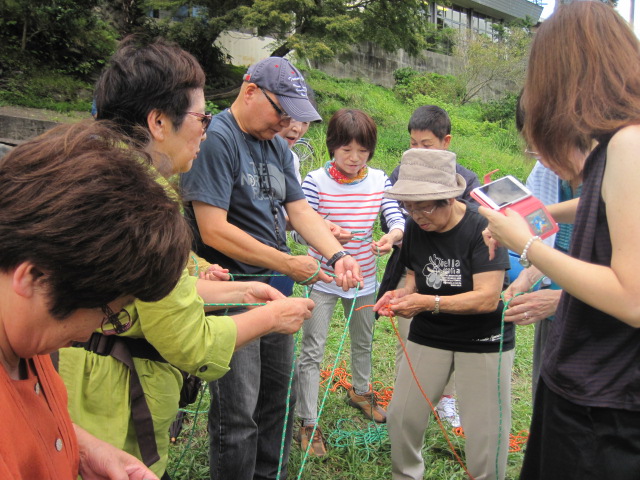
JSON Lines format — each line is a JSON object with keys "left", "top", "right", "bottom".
{"left": 312, "top": 42, "right": 516, "bottom": 101}
{"left": 216, "top": 31, "right": 280, "bottom": 67}
{"left": 0, "top": 114, "right": 58, "bottom": 145}
{"left": 311, "top": 43, "right": 457, "bottom": 89}
{"left": 216, "top": 31, "right": 517, "bottom": 101}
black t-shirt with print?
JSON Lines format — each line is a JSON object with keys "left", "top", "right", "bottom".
{"left": 400, "top": 203, "right": 514, "bottom": 353}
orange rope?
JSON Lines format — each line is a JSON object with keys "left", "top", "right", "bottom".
{"left": 320, "top": 360, "right": 352, "bottom": 392}
{"left": 453, "top": 427, "right": 529, "bottom": 453}
{"left": 319, "top": 361, "right": 395, "bottom": 408}
{"left": 344, "top": 304, "right": 528, "bottom": 476}
{"left": 388, "top": 312, "right": 476, "bottom": 480}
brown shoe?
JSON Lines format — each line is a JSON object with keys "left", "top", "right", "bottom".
{"left": 346, "top": 387, "right": 387, "bottom": 423}
{"left": 298, "top": 424, "right": 327, "bottom": 457}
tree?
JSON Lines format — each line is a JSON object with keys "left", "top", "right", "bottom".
{"left": 239, "top": 0, "right": 434, "bottom": 60}
{"left": 452, "top": 23, "right": 533, "bottom": 104}
{"left": 142, "top": 0, "right": 434, "bottom": 62}
{"left": 131, "top": 0, "right": 438, "bottom": 88}
{"left": 0, "top": 0, "right": 117, "bottom": 75}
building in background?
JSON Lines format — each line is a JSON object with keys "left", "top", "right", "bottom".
{"left": 430, "top": 1, "right": 544, "bottom": 39}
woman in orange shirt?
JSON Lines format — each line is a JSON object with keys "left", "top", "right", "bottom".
{"left": 0, "top": 121, "right": 190, "bottom": 480}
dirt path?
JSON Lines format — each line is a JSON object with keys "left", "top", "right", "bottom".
{"left": 0, "top": 105, "right": 91, "bottom": 123}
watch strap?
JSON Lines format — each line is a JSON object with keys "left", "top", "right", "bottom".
{"left": 326, "top": 250, "right": 350, "bottom": 268}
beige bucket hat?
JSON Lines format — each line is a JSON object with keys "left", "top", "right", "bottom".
{"left": 384, "top": 149, "right": 466, "bottom": 201}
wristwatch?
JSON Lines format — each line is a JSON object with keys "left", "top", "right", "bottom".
{"left": 432, "top": 295, "right": 441, "bottom": 315}
{"left": 519, "top": 236, "right": 540, "bottom": 268}
{"left": 326, "top": 250, "right": 351, "bottom": 268}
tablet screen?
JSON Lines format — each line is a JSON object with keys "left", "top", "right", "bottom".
{"left": 476, "top": 176, "right": 530, "bottom": 208}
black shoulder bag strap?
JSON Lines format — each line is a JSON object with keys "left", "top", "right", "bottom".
{"left": 67, "top": 333, "right": 162, "bottom": 468}
{"left": 108, "top": 339, "right": 161, "bottom": 467}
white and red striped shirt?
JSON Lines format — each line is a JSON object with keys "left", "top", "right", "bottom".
{"left": 300, "top": 166, "right": 404, "bottom": 297}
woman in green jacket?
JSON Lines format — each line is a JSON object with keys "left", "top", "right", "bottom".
{"left": 58, "top": 37, "right": 314, "bottom": 479}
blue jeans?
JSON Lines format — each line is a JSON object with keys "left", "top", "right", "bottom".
{"left": 208, "top": 332, "right": 296, "bottom": 480}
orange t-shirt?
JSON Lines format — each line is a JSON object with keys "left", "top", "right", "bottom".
{"left": 0, "top": 354, "right": 79, "bottom": 479}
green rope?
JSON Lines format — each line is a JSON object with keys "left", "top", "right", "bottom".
{"left": 178, "top": 407, "right": 208, "bottom": 414}
{"left": 494, "top": 275, "right": 544, "bottom": 478}
{"left": 171, "top": 382, "right": 207, "bottom": 477}
{"left": 276, "top": 286, "right": 312, "bottom": 479}
{"left": 191, "top": 254, "right": 200, "bottom": 276}
{"left": 203, "top": 302, "right": 266, "bottom": 307}
{"left": 327, "top": 419, "right": 388, "bottom": 461}
{"left": 298, "top": 259, "right": 322, "bottom": 285}
{"left": 228, "top": 273, "right": 286, "bottom": 279}
{"left": 296, "top": 284, "right": 361, "bottom": 479}
{"left": 276, "top": 327, "right": 303, "bottom": 478}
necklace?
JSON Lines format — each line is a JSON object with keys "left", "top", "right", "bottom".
{"left": 229, "top": 110, "right": 284, "bottom": 250}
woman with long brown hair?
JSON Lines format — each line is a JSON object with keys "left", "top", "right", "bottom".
{"left": 481, "top": 2, "right": 640, "bottom": 478}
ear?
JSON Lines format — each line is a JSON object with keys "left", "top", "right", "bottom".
{"left": 243, "top": 83, "right": 259, "bottom": 103}
{"left": 442, "top": 134, "right": 452, "bottom": 149}
{"left": 147, "top": 109, "right": 169, "bottom": 142}
{"left": 12, "top": 262, "right": 43, "bottom": 299}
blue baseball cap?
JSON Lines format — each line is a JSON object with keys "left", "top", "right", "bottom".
{"left": 244, "top": 57, "right": 322, "bottom": 123}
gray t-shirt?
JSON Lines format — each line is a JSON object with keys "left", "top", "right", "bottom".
{"left": 181, "top": 109, "right": 305, "bottom": 276}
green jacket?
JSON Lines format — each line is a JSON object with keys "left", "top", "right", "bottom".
{"left": 59, "top": 268, "right": 236, "bottom": 476}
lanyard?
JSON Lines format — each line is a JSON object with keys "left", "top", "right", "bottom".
{"left": 238, "top": 128, "right": 284, "bottom": 251}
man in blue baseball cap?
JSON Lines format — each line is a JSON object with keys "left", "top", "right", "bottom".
{"left": 243, "top": 57, "right": 322, "bottom": 123}
{"left": 181, "top": 57, "right": 362, "bottom": 480}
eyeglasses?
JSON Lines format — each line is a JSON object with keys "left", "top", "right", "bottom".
{"left": 524, "top": 148, "right": 542, "bottom": 161}
{"left": 187, "top": 112, "right": 213, "bottom": 131}
{"left": 100, "top": 305, "right": 132, "bottom": 336}
{"left": 401, "top": 202, "right": 440, "bottom": 217}
{"left": 259, "top": 87, "right": 291, "bottom": 122}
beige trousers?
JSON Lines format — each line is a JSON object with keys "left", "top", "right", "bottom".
{"left": 388, "top": 341, "right": 514, "bottom": 480}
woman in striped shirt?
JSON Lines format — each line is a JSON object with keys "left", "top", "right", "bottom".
{"left": 295, "top": 109, "right": 404, "bottom": 456}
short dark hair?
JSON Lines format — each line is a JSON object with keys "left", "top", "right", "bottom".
{"left": 407, "top": 105, "right": 451, "bottom": 140}
{"left": 0, "top": 121, "right": 191, "bottom": 319}
{"left": 95, "top": 36, "right": 205, "bottom": 143}
{"left": 326, "top": 109, "right": 377, "bottom": 160}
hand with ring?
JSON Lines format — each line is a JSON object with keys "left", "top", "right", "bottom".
{"left": 504, "top": 288, "right": 563, "bottom": 325}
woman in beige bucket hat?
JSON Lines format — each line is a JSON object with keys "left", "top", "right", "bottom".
{"left": 374, "top": 148, "right": 513, "bottom": 480}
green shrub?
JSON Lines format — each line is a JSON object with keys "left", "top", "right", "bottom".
{"left": 480, "top": 92, "right": 520, "bottom": 127}
{"left": 393, "top": 72, "right": 465, "bottom": 105}
{"left": 0, "top": 70, "right": 93, "bottom": 112}
{"left": 393, "top": 67, "right": 419, "bottom": 86}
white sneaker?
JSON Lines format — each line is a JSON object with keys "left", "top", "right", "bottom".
{"left": 435, "top": 396, "right": 461, "bottom": 428}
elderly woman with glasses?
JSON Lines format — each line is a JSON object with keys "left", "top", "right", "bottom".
{"left": 57, "top": 37, "right": 314, "bottom": 479}
{"left": 0, "top": 121, "right": 191, "bottom": 480}
{"left": 374, "top": 148, "right": 512, "bottom": 480}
